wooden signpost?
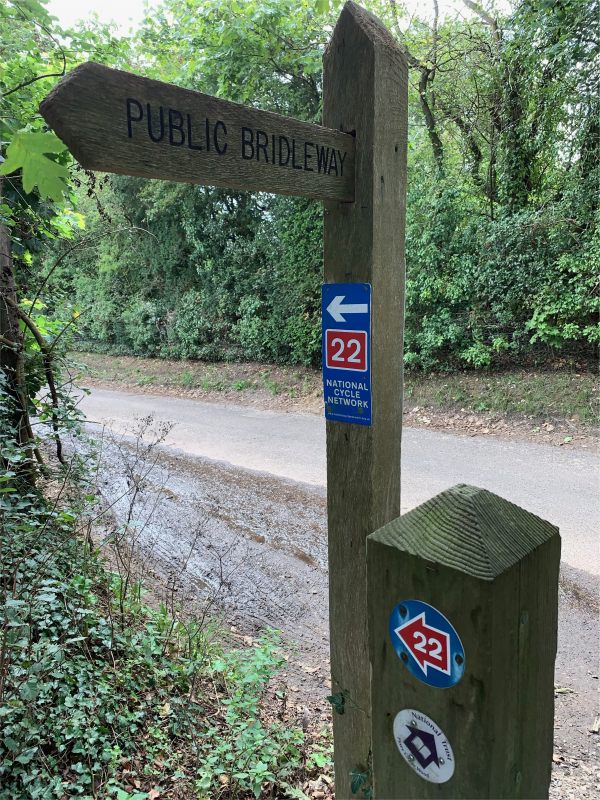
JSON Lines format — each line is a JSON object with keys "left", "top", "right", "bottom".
{"left": 40, "top": 62, "right": 355, "bottom": 202}
{"left": 367, "top": 484, "right": 560, "bottom": 799}
{"left": 40, "top": 3, "right": 407, "bottom": 797}
{"left": 322, "top": 6, "right": 406, "bottom": 796}
{"left": 40, "top": 5, "right": 561, "bottom": 799}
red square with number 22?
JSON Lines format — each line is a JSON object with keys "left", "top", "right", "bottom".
{"left": 325, "top": 329, "right": 368, "bottom": 372}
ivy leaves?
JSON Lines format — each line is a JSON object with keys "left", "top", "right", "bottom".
{"left": 0, "top": 131, "right": 69, "bottom": 202}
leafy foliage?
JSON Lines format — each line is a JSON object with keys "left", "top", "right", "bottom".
{"left": 1, "top": 6, "right": 328, "bottom": 797}
{"left": 46, "top": 0, "right": 598, "bottom": 370}
{"left": 0, "top": 132, "right": 69, "bottom": 201}
{"left": 197, "top": 634, "right": 304, "bottom": 798}
{"left": 0, "top": 0, "right": 133, "bottom": 481}
{"left": 53, "top": 182, "right": 324, "bottom": 365}
{"left": 1, "top": 1, "right": 595, "bottom": 795}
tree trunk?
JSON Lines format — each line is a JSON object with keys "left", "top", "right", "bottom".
{"left": 418, "top": 69, "right": 445, "bottom": 174}
{"left": 0, "top": 178, "right": 37, "bottom": 479}
{"left": 0, "top": 182, "right": 20, "bottom": 379}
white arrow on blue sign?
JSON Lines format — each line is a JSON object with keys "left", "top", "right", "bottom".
{"left": 322, "top": 282, "right": 372, "bottom": 426}
{"left": 326, "top": 295, "right": 369, "bottom": 323}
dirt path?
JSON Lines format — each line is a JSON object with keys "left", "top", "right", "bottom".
{"left": 91, "top": 431, "right": 600, "bottom": 799}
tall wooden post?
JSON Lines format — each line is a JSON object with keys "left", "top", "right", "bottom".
{"left": 323, "top": 3, "right": 407, "bottom": 796}
{"left": 367, "top": 484, "right": 561, "bottom": 799}
{"left": 39, "top": 5, "right": 408, "bottom": 793}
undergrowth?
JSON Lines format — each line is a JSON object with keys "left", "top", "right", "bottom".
{"left": 0, "top": 383, "right": 329, "bottom": 799}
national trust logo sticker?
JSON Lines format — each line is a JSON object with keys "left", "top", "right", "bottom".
{"left": 393, "top": 708, "right": 455, "bottom": 784}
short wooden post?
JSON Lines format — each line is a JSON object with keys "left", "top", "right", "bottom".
{"left": 323, "top": 3, "right": 407, "bottom": 796}
{"left": 367, "top": 483, "right": 561, "bottom": 799}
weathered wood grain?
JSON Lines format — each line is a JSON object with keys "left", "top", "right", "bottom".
{"left": 40, "top": 62, "right": 355, "bottom": 202}
{"left": 367, "top": 484, "right": 561, "bottom": 798}
{"left": 323, "top": 2, "right": 407, "bottom": 796}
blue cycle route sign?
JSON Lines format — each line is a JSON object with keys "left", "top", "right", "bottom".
{"left": 321, "top": 282, "right": 371, "bottom": 426}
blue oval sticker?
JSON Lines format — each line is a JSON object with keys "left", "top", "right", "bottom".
{"left": 389, "top": 599, "right": 465, "bottom": 688}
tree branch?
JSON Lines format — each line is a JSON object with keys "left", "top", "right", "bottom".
{"left": 388, "top": 0, "right": 444, "bottom": 171}
{"left": 419, "top": 70, "right": 445, "bottom": 172}
{"left": 462, "top": 0, "right": 501, "bottom": 47}
{"left": 7, "top": 297, "right": 65, "bottom": 464}
{"left": 1, "top": 7, "right": 67, "bottom": 98}
{"left": 0, "top": 333, "right": 19, "bottom": 349}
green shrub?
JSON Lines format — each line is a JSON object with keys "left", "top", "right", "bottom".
{"left": 0, "top": 490, "right": 309, "bottom": 798}
{"left": 54, "top": 147, "right": 597, "bottom": 370}
{"left": 121, "top": 299, "right": 162, "bottom": 355}
{"left": 197, "top": 633, "right": 304, "bottom": 798}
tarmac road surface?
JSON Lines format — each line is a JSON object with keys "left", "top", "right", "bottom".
{"left": 80, "top": 387, "right": 599, "bottom": 579}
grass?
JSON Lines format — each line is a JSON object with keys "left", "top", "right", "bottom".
{"left": 233, "top": 379, "right": 255, "bottom": 391}
{"left": 405, "top": 370, "right": 599, "bottom": 424}
{"left": 72, "top": 351, "right": 599, "bottom": 426}
{"left": 73, "top": 352, "right": 318, "bottom": 401}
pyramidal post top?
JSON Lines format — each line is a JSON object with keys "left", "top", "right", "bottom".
{"left": 368, "top": 484, "right": 560, "bottom": 581}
